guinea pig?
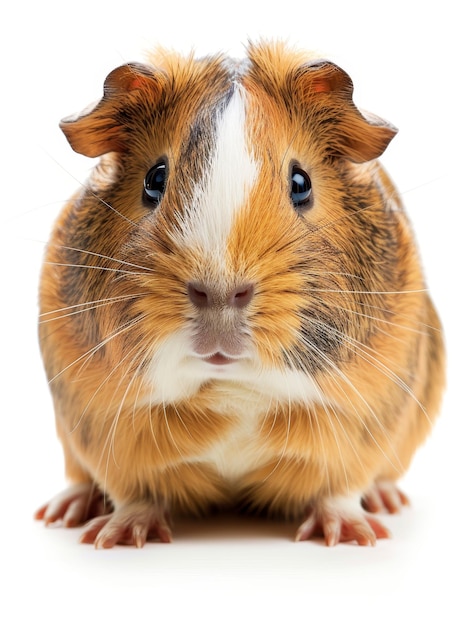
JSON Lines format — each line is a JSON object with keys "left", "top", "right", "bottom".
{"left": 35, "top": 41, "right": 445, "bottom": 548}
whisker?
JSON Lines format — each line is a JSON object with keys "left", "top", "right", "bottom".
{"left": 259, "top": 387, "right": 292, "bottom": 484}
{"left": 286, "top": 352, "right": 351, "bottom": 496}
{"left": 305, "top": 402, "right": 333, "bottom": 497}
{"left": 309, "top": 287, "right": 429, "bottom": 295}
{"left": 39, "top": 148, "right": 139, "bottom": 227}
{"left": 322, "top": 315, "right": 433, "bottom": 435}
{"left": 71, "top": 340, "right": 140, "bottom": 436}
{"left": 317, "top": 316, "right": 429, "bottom": 412}
{"left": 353, "top": 301, "right": 443, "bottom": 333}
{"left": 162, "top": 403, "right": 185, "bottom": 460}
{"left": 39, "top": 294, "right": 146, "bottom": 324}
{"left": 294, "top": 327, "right": 405, "bottom": 473}
{"left": 287, "top": 348, "right": 367, "bottom": 492}
{"left": 43, "top": 260, "right": 149, "bottom": 276}
{"left": 107, "top": 352, "right": 152, "bottom": 468}
{"left": 49, "top": 243, "right": 154, "bottom": 273}
{"left": 90, "top": 333, "right": 156, "bottom": 495}
{"left": 48, "top": 316, "right": 144, "bottom": 385}
{"left": 147, "top": 395, "right": 163, "bottom": 460}
{"left": 337, "top": 306, "right": 429, "bottom": 338}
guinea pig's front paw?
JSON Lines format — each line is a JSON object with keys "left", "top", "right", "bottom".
{"left": 35, "top": 483, "right": 111, "bottom": 528}
{"left": 295, "top": 495, "right": 391, "bottom": 546}
{"left": 361, "top": 480, "right": 410, "bottom": 514}
{"left": 79, "top": 501, "right": 172, "bottom": 549}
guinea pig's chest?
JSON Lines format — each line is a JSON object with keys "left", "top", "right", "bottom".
{"left": 140, "top": 342, "right": 327, "bottom": 480}
{"left": 191, "top": 393, "right": 270, "bottom": 481}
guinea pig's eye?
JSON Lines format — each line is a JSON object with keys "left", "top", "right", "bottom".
{"left": 291, "top": 166, "right": 312, "bottom": 210}
{"left": 143, "top": 160, "right": 167, "bottom": 207}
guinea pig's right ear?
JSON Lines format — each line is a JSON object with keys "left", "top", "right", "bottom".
{"left": 294, "top": 60, "right": 397, "bottom": 162}
{"left": 60, "top": 63, "right": 164, "bottom": 158}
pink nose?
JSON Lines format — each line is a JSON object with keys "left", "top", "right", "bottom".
{"left": 187, "top": 282, "right": 255, "bottom": 309}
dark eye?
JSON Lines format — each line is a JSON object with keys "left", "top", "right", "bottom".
{"left": 143, "top": 160, "right": 167, "bottom": 206}
{"left": 291, "top": 166, "right": 312, "bottom": 209}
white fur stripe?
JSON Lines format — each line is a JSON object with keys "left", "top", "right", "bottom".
{"left": 176, "top": 87, "right": 258, "bottom": 264}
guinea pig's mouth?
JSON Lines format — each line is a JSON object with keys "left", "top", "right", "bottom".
{"left": 202, "top": 352, "right": 237, "bottom": 366}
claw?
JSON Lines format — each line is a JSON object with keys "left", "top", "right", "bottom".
{"left": 35, "top": 486, "right": 171, "bottom": 548}
{"left": 34, "top": 483, "right": 110, "bottom": 527}
{"left": 362, "top": 481, "right": 410, "bottom": 514}
{"left": 295, "top": 495, "right": 391, "bottom": 546}
{"left": 79, "top": 501, "right": 172, "bottom": 549}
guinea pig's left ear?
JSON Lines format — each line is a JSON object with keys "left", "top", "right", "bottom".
{"left": 295, "top": 60, "right": 397, "bottom": 162}
{"left": 60, "top": 63, "right": 164, "bottom": 158}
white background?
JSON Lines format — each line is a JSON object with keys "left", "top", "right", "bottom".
{"left": 2, "top": 1, "right": 469, "bottom": 624}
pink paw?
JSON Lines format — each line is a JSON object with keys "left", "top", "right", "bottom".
{"left": 295, "top": 496, "right": 391, "bottom": 546}
{"left": 361, "top": 481, "right": 410, "bottom": 514}
{"left": 79, "top": 501, "right": 172, "bottom": 549}
{"left": 35, "top": 483, "right": 111, "bottom": 527}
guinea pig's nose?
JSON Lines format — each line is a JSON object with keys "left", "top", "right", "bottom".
{"left": 187, "top": 282, "right": 254, "bottom": 309}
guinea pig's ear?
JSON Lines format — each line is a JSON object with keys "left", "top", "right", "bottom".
{"left": 60, "top": 63, "right": 163, "bottom": 158}
{"left": 295, "top": 61, "right": 397, "bottom": 162}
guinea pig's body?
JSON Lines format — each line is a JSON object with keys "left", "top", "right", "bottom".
{"left": 36, "top": 42, "right": 445, "bottom": 547}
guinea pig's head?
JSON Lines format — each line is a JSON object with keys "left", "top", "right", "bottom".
{"left": 60, "top": 42, "right": 397, "bottom": 404}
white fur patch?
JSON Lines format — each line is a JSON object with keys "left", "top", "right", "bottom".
{"left": 145, "top": 329, "right": 326, "bottom": 406}
{"left": 174, "top": 87, "right": 259, "bottom": 268}
{"left": 144, "top": 334, "right": 326, "bottom": 480}
{"left": 144, "top": 335, "right": 328, "bottom": 481}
